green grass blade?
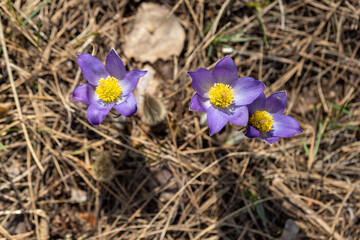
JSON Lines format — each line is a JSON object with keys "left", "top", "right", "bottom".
{"left": 7, "top": 0, "right": 22, "bottom": 25}
{"left": 345, "top": 125, "right": 360, "bottom": 131}
{"left": 337, "top": 100, "right": 350, "bottom": 117}
{"left": 251, "top": 195, "right": 268, "bottom": 228}
{"left": 212, "top": 36, "right": 260, "bottom": 44}
{"left": 203, "top": 22, "right": 213, "bottom": 35}
{"left": 302, "top": 136, "right": 309, "bottom": 156}
{"left": 23, "top": 0, "right": 51, "bottom": 26}
{"left": 327, "top": 101, "right": 351, "bottom": 115}
{"left": 313, "top": 122, "right": 323, "bottom": 159}
{"left": 255, "top": 6, "right": 269, "bottom": 48}
{"left": 207, "top": 44, "right": 213, "bottom": 59}
{"left": 202, "top": 0, "right": 232, "bottom": 35}
{"left": 0, "top": 142, "right": 8, "bottom": 151}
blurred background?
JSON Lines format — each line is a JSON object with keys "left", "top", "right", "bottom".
{"left": 0, "top": 0, "right": 359, "bottom": 239}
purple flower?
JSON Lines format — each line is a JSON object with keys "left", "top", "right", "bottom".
{"left": 188, "top": 56, "right": 265, "bottom": 135}
{"left": 72, "top": 49, "right": 147, "bottom": 125}
{"left": 245, "top": 91, "right": 302, "bottom": 144}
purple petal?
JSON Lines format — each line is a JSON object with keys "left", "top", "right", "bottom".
{"left": 77, "top": 53, "right": 110, "bottom": 86}
{"left": 105, "top": 48, "right": 126, "bottom": 80}
{"left": 113, "top": 93, "right": 137, "bottom": 117}
{"left": 245, "top": 125, "right": 261, "bottom": 138}
{"left": 119, "top": 70, "right": 147, "bottom": 96}
{"left": 232, "top": 77, "right": 265, "bottom": 106}
{"left": 247, "top": 93, "right": 266, "bottom": 116}
{"left": 207, "top": 106, "right": 229, "bottom": 135}
{"left": 260, "top": 135, "right": 280, "bottom": 144}
{"left": 228, "top": 106, "right": 249, "bottom": 126}
{"left": 212, "top": 56, "right": 237, "bottom": 85}
{"left": 189, "top": 93, "right": 211, "bottom": 112}
{"left": 72, "top": 83, "right": 95, "bottom": 104}
{"left": 87, "top": 102, "right": 112, "bottom": 125}
{"left": 188, "top": 68, "right": 215, "bottom": 97}
{"left": 265, "top": 91, "right": 287, "bottom": 115}
{"left": 272, "top": 115, "right": 302, "bottom": 137}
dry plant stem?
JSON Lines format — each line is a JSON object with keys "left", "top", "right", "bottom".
{"left": 26, "top": 148, "right": 40, "bottom": 239}
{"left": 1, "top": 168, "right": 32, "bottom": 231}
{"left": 330, "top": 182, "right": 359, "bottom": 236}
{"left": 308, "top": 118, "right": 329, "bottom": 170}
{"left": 101, "top": 193, "right": 157, "bottom": 239}
{"left": 278, "top": 0, "right": 285, "bottom": 30}
{"left": 273, "top": 178, "right": 344, "bottom": 240}
{"left": 0, "top": 15, "right": 44, "bottom": 173}
{"left": 185, "top": 0, "right": 231, "bottom": 69}
{"left": 0, "top": 224, "right": 12, "bottom": 239}
{"left": 138, "top": 151, "right": 269, "bottom": 238}
{"left": 76, "top": 118, "right": 144, "bottom": 156}
{"left": 184, "top": 0, "right": 204, "bottom": 38}
{"left": 193, "top": 196, "right": 283, "bottom": 240}
{"left": 159, "top": 190, "right": 182, "bottom": 240}
{"left": 138, "top": 154, "right": 224, "bottom": 238}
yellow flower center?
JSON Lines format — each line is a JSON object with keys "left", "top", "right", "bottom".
{"left": 208, "top": 83, "right": 234, "bottom": 108}
{"left": 95, "top": 76, "right": 122, "bottom": 102}
{"left": 249, "top": 110, "right": 273, "bottom": 132}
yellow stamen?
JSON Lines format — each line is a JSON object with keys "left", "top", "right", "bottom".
{"left": 95, "top": 76, "right": 122, "bottom": 102}
{"left": 208, "top": 83, "right": 234, "bottom": 108}
{"left": 249, "top": 110, "right": 273, "bottom": 132}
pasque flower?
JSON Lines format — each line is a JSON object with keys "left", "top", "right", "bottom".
{"left": 245, "top": 91, "right": 302, "bottom": 144}
{"left": 72, "top": 49, "right": 147, "bottom": 125}
{"left": 188, "top": 56, "right": 265, "bottom": 135}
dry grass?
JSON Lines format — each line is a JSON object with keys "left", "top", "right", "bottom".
{"left": 1, "top": 0, "right": 360, "bottom": 239}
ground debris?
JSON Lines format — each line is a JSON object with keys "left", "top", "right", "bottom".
{"left": 124, "top": 2, "right": 186, "bottom": 63}
{"left": 0, "top": 0, "right": 359, "bottom": 239}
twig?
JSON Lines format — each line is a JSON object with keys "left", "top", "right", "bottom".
{"left": 0, "top": 15, "right": 44, "bottom": 173}
{"left": 278, "top": 0, "right": 285, "bottom": 30}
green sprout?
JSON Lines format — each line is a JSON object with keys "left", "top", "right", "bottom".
{"left": 0, "top": 142, "right": 8, "bottom": 151}
{"left": 247, "top": 0, "right": 273, "bottom": 48}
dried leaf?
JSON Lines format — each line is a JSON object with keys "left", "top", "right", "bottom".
{"left": 124, "top": 3, "right": 185, "bottom": 63}
{"left": 39, "top": 217, "right": 49, "bottom": 240}
{"left": 78, "top": 213, "right": 96, "bottom": 227}
{"left": 70, "top": 188, "right": 87, "bottom": 203}
{"left": 0, "top": 103, "right": 13, "bottom": 118}
{"left": 280, "top": 219, "right": 300, "bottom": 240}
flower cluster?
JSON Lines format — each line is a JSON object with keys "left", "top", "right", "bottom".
{"left": 188, "top": 56, "right": 302, "bottom": 144}
{"left": 73, "top": 50, "right": 301, "bottom": 144}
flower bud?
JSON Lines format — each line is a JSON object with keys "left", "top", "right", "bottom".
{"left": 141, "top": 93, "right": 166, "bottom": 126}
{"left": 92, "top": 154, "right": 115, "bottom": 182}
